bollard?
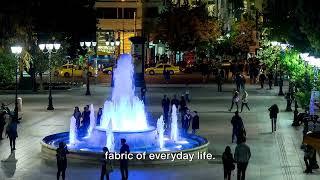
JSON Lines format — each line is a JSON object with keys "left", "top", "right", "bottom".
{"left": 17, "top": 97, "right": 22, "bottom": 112}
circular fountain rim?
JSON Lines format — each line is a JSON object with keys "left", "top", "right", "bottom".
{"left": 41, "top": 132, "right": 210, "bottom": 165}
{"left": 94, "top": 126, "right": 156, "bottom": 133}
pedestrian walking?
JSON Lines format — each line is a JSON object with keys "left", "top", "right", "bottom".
{"left": 229, "top": 90, "right": 240, "bottom": 112}
{"left": 304, "top": 145, "right": 316, "bottom": 173}
{"left": 234, "top": 137, "right": 251, "bottom": 180}
{"left": 96, "top": 107, "right": 103, "bottom": 126}
{"left": 222, "top": 146, "right": 235, "bottom": 180}
{"left": 259, "top": 73, "right": 266, "bottom": 89}
{"left": 6, "top": 118, "right": 18, "bottom": 151}
{"left": 267, "top": 71, "right": 273, "bottom": 89}
{"left": 216, "top": 72, "right": 223, "bottom": 92}
{"left": 192, "top": 111, "right": 199, "bottom": 134}
{"left": 73, "top": 106, "right": 81, "bottom": 129}
{"left": 162, "top": 95, "right": 170, "bottom": 128}
{"left": 101, "top": 147, "right": 113, "bottom": 180}
{"left": 185, "top": 88, "right": 190, "bottom": 102}
{"left": 120, "top": 138, "right": 130, "bottom": 180}
{"left": 0, "top": 110, "right": 6, "bottom": 140}
{"left": 56, "top": 142, "right": 69, "bottom": 180}
{"left": 268, "top": 104, "right": 279, "bottom": 132}
{"left": 235, "top": 73, "right": 242, "bottom": 92}
{"left": 240, "top": 75, "right": 246, "bottom": 90}
{"left": 183, "top": 109, "right": 192, "bottom": 134}
{"left": 231, "top": 111, "right": 244, "bottom": 143}
{"left": 240, "top": 91, "right": 250, "bottom": 113}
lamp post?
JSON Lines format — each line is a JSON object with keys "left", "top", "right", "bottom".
{"left": 39, "top": 43, "right": 61, "bottom": 110}
{"left": 107, "top": 37, "right": 120, "bottom": 87}
{"left": 80, "top": 41, "right": 96, "bottom": 96}
{"left": 10, "top": 46, "right": 23, "bottom": 120}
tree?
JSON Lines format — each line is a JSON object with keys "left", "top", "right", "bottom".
{"left": 230, "top": 20, "right": 256, "bottom": 54}
{"left": 0, "top": 49, "right": 16, "bottom": 85}
{"left": 155, "top": 3, "right": 221, "bottom": 55}
{"left": 32, "top": 48, "right": 48, "bottom": 91}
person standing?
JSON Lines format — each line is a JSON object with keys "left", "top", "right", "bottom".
{"left": 81, "top": 106, "right": 91, "bottom": 136}
{"left": 192, "top": 111, "right": 199, "bottom": 134}
{"left": 267, "top": 71, "right": 273, "bottom": 89}
{"left": 240, "top": 91, "right": 250, "bottom": 113}
{"left": 171, "top": 94, "right": 180, "bottom": 109}
{"left": 101, "top": 147, "right": 113, "bottom": 180}
{"left": 6, "top": 118, "right": 18, "bottom": 151}
{"left": 229, "top": 90, "right": 240, "bottom": 112}
{"left": 56, "top": 142, "right": 69, "bottom": 180}
{"left": 235, "top": 73, "right": 242, "bottom": 92}
{"left": 234, "top": 137, "right": 251, "bottom": 180}
{"left": 259, "top": 72, "right": 266, "bottom": 89}
{"left": 183, "top": 109, "right": 192, "bottom": 134}
{"left": 268, "top": 104, "right": 279, "bottom": 132}
{"left": 222, "top": 146, "right": 235, "bottom": 180}
{"left": 141, "top": 86, "right": 147, "bottom": 104}
{"left": 73, "top": 107, "right": 81, "bottom": 129}
{"left": 162, "top": 95, "right": 170, "bottom": 128}
{"left": 120, "top": 138, "right": 130, "bottom": 180}
{"left": 240, "top": 75, "right": 246, "bottom": 90}
{"left": 231, "top": 111, "right": 244, "bottom": 143}
{"left": 96, "top": 108, "right": 103, "bottom": 126}
{"left": 0, "top": 110, "right": 6, "bottom": 140}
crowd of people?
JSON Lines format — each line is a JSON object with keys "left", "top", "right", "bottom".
{"left": 161, "top": 94, "right": 199, "bottom": 135}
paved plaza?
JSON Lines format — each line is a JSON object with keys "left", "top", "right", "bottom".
{"left": 0, "top": 83, "right": 319, "bottom": 180}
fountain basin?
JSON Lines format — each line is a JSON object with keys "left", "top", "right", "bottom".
{"left": 41, "top": 132, "right": 209, "bottom": 165}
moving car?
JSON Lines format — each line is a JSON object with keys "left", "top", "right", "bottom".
{"left": 54, "top": 64, "right": 95, "bottom": 77}
{"left": 145, "top": 64, "right": 180, "bottom": 75}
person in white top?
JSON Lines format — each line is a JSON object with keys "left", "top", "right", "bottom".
{"left": 240, "top": 91, "right": 250, "bottom": 113}
{"left": 229, "top": 90, "right": 240, "bottom": 112}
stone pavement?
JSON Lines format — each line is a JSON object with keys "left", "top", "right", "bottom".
{"left": 0, "top": 83, "right": 319, "bottom": 180}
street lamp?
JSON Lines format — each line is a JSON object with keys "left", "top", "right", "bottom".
{"left": 106, "top": 38, "right": 121, "bottom": 87}
{"left": 10, "top": 46, "right": 22, "bottom": 120}
{"left": 39, "top": 43, "right": 61, "bottom": 110}
{"left": 80, "top": 41, "right": 96, "bottom": 96}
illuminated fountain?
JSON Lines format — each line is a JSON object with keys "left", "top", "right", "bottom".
{"left": 41, "top": 54, "right": 208, "bottom": 165}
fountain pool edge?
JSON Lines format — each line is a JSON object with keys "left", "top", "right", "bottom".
{"left": 41, "top": 132, "right": 210, "bottom": 166}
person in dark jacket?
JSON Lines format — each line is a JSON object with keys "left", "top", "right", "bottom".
{"left": 101, "top": 147, "right": 112, "bottom": 180}
{"left": 304, "top": 144, "right": 316, "bottom": 173}
{"left": 231, "top": 111, "right": 244, "bottom": 143}
{"left": 216, "top": 72, "right": 223, "bottom": 92}
{"left": 234, "top": 73, "right": 242, "bottom": 92}
{"left": 171, "top": 94, "right": 180, "bottom": 109}
{"left": 96, "top": 108, "right": 103, "bottom": 126}
{"left": 0, "top": 110, "right": 6, "bottom": 140}
{"left": 120, "top": 138, "right": 130, "bottom": 180}
{"left": 6, "top": 119, "right": 18, "bottom": 151}
{"left": 81, "top": 106, "right": 91, "bottom": 136}
{"left": 183, "top": 109, "right": 192, "bottom": 134}
{"left": 73, "top": 106, "right": 81, "bottom": 129}
{"left": 222, "top": 146, "right": 235, "bottom": 180}
{"left": 259, "top": 73, "right": 266, "bottom": 89}
{"left": 192, "top": 111, "right": 199, "bottom": 134}
{"left": 141, "top": 86, "right": 147, "bottom": 103}
{"left": 56, "top": 142, "right": 69, "bottom": 180}
{"left": 267, "top": 71, "right": 273, "bottom": 89}
{"left": 162, "top": 95, "right": 170, "bottom": 128}
{"left": 268, "top": 104, "right": 279, "bottom": 132}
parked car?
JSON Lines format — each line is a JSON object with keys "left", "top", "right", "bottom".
{"left": 145, "top": 64, "right": 180, "bottom": 75}
{"left": 102, "top": 66, "right": 113, "bottom": 75}
{"left": 54, "top": 64, "right": 95, "bottom": 77}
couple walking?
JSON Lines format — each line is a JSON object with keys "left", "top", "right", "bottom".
{"left": 229, "top": 90, "right": 250, "bottom": 113}
{"left": 223, "top": 137, "right": 251, "bottom": 180}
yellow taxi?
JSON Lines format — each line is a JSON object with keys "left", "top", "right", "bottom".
{"left": 54, "top": 64, "right": 95, "bottom": 77}
{"left": 145, "top": 64, "right": 180, "bottom": 75}
{"left": 102, "top": 66, "right": 113, "bottom": 75}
